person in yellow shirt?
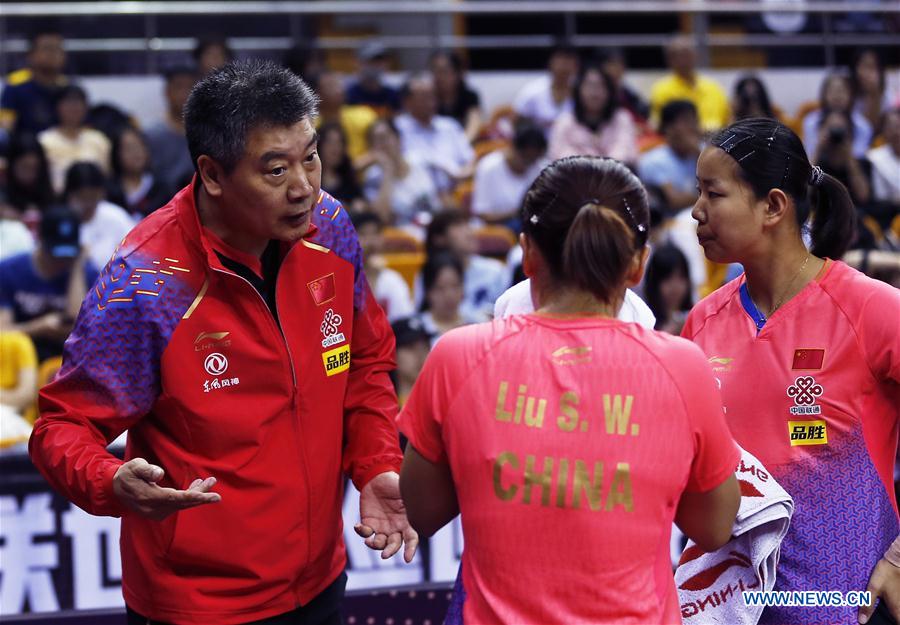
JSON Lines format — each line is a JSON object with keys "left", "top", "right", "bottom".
{"left": 650, "top": 36, "right": 730, "bottom": 132}
{"left": 316, "top": 71, "right": 378, "bottom": 161}
{"left": 0, "top": 331, "right": 38, "bottom": 417}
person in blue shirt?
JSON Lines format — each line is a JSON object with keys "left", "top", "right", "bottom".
{"left": 345, "top": 41, "right": 401, "bottom": 115}
{"left": 1, "top": 29, "right": 68, "bottom": 136}
{"left": 638, "top": 99, "right": 702, "bottom": 215}
{"left": 0, "top": 205, "right": 98, "bottom": 361}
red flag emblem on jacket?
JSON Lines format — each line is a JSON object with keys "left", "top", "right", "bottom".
{"left": 308, "top": 274, "right": 336, "bottom": 306}
{"left": 792, "top": 348, "right": 825, "bottom": 370}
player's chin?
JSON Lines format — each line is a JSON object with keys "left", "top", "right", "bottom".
{"left": 698, "top": 239, "right": 727, "bottom": 263}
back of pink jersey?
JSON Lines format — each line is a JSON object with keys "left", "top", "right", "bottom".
{"left": 399, "top": 314, "right": 739, "bottom": 624}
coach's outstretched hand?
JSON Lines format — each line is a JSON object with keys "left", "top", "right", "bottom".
{"left": 355, "top": 471, "right": 419, "bottom": 563}
{"left": 858, "top": 557, "right": 900, "bottom": 624}
{"left": 113, "top": 457, "right": 221, "bottom": 521}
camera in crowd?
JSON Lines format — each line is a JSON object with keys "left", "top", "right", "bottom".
{"left": 827, "top": 125, "right": 848, "bottom": 145}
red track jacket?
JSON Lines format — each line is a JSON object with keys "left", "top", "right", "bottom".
{"left": 29, "top": 181, "right": 403, "bottom": 624}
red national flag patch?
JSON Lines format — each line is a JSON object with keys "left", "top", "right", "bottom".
{"left": 307, "top": 273, "right": 336, "bottom": 306}
{"left": 792, "top": 348, "right": 825, "bottom": 370}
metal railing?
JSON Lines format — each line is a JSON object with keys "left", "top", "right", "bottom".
{"left": 1, "top": 1, "right": 897, "bottom": 15}
{"left": 1, "top": 1, "right": 898, "bottom": 75}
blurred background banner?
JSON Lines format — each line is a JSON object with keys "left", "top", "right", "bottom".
{"left": 0, "top": 452, "right": 463, "bottom": 615}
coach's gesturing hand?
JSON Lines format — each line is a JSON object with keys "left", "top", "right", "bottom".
{"left": 355, "top": 471, "right": 419, "bottom": 563}
{"left": 113, "top": 457, "right": 221, "bottom": 521}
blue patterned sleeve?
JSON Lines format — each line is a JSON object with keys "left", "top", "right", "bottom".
{"left": 29, "top": 250, "right": 198, "bottom": 516}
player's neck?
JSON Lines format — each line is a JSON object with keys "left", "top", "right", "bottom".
{"left": 537, "top": 286, "right": 619, "bottom": 319}
{"left": 742, "top": 244, "right": 823, "bottom": 317}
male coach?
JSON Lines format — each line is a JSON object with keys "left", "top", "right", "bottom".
{"left": 29, "top": 60, "right": 417, "bottom": 625}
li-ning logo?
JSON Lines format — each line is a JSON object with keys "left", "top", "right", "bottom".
{"left": 787, "top": 375, "right": 823, "bottom": 415}
{"left": 708, "top": 356, "right": 733, "bottom": 372}
{"left": 678, "top": 547, "right": 759, "bottom": 619}
{"left": 551, "top": 346, "right": 592, "bottom": 366}
{"left": 738, "top": 480, "right": 764, "bottom": 498}
{"left": 678, "top": 550, "right": 753, "bottom": 592}
{"left": 320, "top": 309, "right": 346, "bottom": 348}
{"left": 204, "top": 352, "right": 228, "bottom": 376}
{"left": 194, "top": 331, "right": 231, "bottom": 352}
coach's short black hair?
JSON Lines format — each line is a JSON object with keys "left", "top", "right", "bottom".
{"left": 184, "top": 59, "right": 319, "bottom": 174}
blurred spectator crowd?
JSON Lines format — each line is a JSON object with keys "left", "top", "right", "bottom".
{"left": 1, "top": 30, "right": 898, "bottom": 488}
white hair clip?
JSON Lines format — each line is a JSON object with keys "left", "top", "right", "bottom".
{"left": 809, "top": 165, "right": 825, "bottom": 187}
{"left": 622, "top": 197, "right": 647, "bottom": 234}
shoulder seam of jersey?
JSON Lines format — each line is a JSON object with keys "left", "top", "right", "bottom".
{"left": 436, "top": 319, "right": 536, "bottom": 418}
{"left": 817, "top": 269, "right": 882, "bottom": 383}
{"left": 688, "top": 279, "right": 741, "bottom": 337}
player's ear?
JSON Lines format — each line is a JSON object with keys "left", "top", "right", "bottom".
{"left": 624, "top": 245, "right": 650, "bottom": 287}
{"left": 521, "top": 233, "right": 537, "bottom": 278}
{"left": 762, "top": 187, "right": 790, "bottom": 228}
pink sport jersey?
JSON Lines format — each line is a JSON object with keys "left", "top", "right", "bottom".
{"left": 399, "top": 314, "right": 740, "bottom": 625}
{"left": 683, "top": 260, "right": 900, "bottom": 625}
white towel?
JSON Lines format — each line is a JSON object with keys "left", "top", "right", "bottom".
{"left": 493, "top": 279, "right": 657, "bottom": 329}
{"left": 675, "top": 448, "right": 794, "bottom": 625}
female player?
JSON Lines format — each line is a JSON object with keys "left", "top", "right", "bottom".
{"left": 398, "top": 156, "right": 741, "bottom": 624}
{"left": 685, "top": 117, "right": 900, "bottom": 625}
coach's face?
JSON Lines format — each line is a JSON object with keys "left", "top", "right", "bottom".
{"left": 204, "top": 118, "right": 321, "bottom": 249}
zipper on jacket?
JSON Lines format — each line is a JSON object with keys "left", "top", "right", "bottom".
{"left": 272, "top": 260, "right": 317, "bottom": 578}
{"left": 214, "top": 254, "right": 320, "bottom": 579}
{"left": 210, "top": 267, "right": 297, "bottom": 387}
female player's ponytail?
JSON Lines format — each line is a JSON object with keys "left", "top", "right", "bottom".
{"left": 521, "top": 156, "right": 649, "bottom": 304}
{"left": 562, "top": 202, "right": 636, "bottom": 304}
{"left": 807, "top": 168, "right": 857, "bottom": 259}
